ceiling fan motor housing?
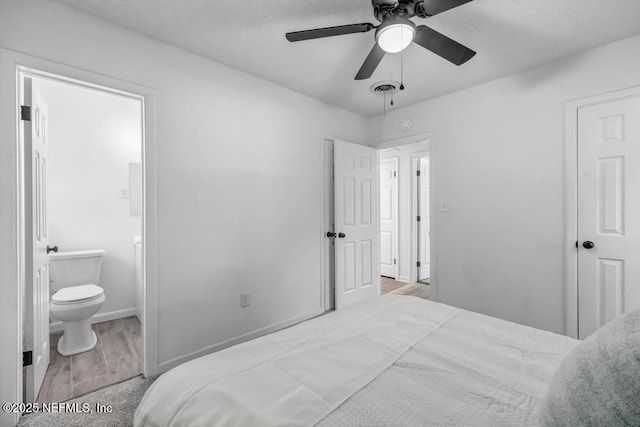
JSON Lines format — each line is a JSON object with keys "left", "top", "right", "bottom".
{"left": 414, "top": 1, "right": 431, "bottom": 18}
{"left": 373, "top": 0, "right": 429, "bottom": 22}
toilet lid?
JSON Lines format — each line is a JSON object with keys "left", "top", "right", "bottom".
{"left": 52, "top": 284, "right": 104, "bottom": 304}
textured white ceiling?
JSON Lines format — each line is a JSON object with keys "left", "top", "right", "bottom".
{"left": 49, "top": 0, "right": 640, "bottom": 117}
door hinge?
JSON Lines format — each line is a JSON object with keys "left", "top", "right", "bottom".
{"left": 23, "top": 350, "right": 33, "bottom": 366}
{"left": 20, "top": 106, "right": 31, "bottom": 122}
{"left": 393, "top": 171, "right": 397, "bottom": 177}
{"left": 417, "top": 261, "right": 421, "bottom": 267}
{"left": 417, "top": 215, "right": 421, "bottom": 222}
{"left": 416, "top": 170, "right": 421, "bottom": 177}
{"left": 393, "top": 258, "right": 396, "bottom": 265}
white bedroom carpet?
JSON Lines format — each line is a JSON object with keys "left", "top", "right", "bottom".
{"left": 18, "top": 375, "right": 155, "bottom": 427}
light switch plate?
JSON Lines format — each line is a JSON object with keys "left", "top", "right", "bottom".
{"left": 240, "top": 292, "right": 251, "bottom": 307}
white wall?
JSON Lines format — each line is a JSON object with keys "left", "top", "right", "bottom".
{"left": 379, "top": 141, "right": 429, "bottom": 282}
{"left": 0, "top": 0, "right": 368, "bottom": 385}
{"left": 369, "top": 34, "right": 640, "bottom": 335}
{"left": 38, "top": 79, "right": 142, "bottom": 317}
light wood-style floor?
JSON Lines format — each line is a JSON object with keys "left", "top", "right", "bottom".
{"left": 37, "top": 316, "right": 142, "bottom": 403}
{"left": 381, "top": 276, "right": 430, "bottom": 299}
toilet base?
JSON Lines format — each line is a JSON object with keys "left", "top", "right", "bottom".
{"left": 57, "top": 319, "right": 98, "bottom": 356}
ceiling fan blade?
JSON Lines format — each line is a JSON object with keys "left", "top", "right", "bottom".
{"left": 355, "top": 44, "right": 385, "bottom": 80}
{"left": 419, "top": 0, "right": 474, "bottom": 16}
{"left": 286, "top": 23, "right": 374, "bottom": 42}
{"left": 413, "top": 25, "right": 476, "bottom": 65}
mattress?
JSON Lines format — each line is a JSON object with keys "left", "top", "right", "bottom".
{"left": 135, "top": 295, "right": 577, "bottom": 426}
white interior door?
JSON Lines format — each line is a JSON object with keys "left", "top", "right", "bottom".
{"left": 418, "top": 156, "right": 430, "bottom": 281}
{"left": 577, "top": 95, "right": 640, "bottom": 339}
{"left": 334, "top": 140, "right": 380, "bottom": 309}
{"left": 379, "top": 157, "right": 397, "bottom": 278}
{"left": 23, "top": 77, "right": 50, "bottom": 401}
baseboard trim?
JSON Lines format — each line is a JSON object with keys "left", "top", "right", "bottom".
{"left": 49, "top": 307, "right": 137, "bottom": 333}
{"left": 157, "top": 309, "right": 325, "bottom": 374}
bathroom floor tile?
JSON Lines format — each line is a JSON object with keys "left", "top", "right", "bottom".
{"left": 108, "top": 355, "right": 141, "bottom": 383}
{"left": 96, "top": 319, "right": 124, "bottom": 336}
{"left": 37, "top": 358, "right": 72, "bottom": 403}
{"left": 101, "top": 331, "right": 134, "bottom": 360}
{"left": 73, "top": 374, "right": 111, "bottom": 397}
{"left": 49, "top": 333, "right": 65, "bottom": 366}
{"left": 122, "top": 316, "right": 142, "bottom": 360}
{"left": 71, "top": 342, "right": 108, "bottom": 383}
{"left": 38, "top": 317, "right": 142, "bottom": 402}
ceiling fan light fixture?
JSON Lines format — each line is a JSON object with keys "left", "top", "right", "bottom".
{"left": 375, "top": 18, "right": 416, "bottom": 53}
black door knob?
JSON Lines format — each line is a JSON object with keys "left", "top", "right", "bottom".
{"left": 326, "top": 232, "right": 336, "bottom": 238}
{"left": 47, "top": 245, "right": 58, "bottom": 254}
{"left": 338, "top": 232, "right": 346, "bottom": 238}
{"left": 582, "top": 241, "right": 595, "bottom": 249}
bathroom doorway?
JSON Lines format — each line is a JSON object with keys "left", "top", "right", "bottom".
{"left": 19, "top": 69, "right": 148, "bottom": 403}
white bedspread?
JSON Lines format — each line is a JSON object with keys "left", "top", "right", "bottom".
{"left": 318, "top": 309, "right": 577, "bottom": 426}
{"left": 135, "top": 296, "right": 461, "bottom": 426}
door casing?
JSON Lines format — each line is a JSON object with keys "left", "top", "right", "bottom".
{"left": 412, "top": 153, "right": 431, "bottom": 284}
{"left": 379, "top": 156, "right": 399, "bottom": 279}
{"left": 564, "top": 85, "right": 640, "bottom": 339}
{"left": 321, "top": 136, "right": 335, "bottom": 311}
{"left": 0, "top": 49, "right": 158, "bottom": 423}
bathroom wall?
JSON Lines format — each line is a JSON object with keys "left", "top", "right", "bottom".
{"left": 38, "top": 79, "right": 142, "bottom": 319}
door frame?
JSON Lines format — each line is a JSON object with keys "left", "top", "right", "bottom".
{"left": 371, "top": 133, "right": 436, "bottom": 299}
{"left": 564, "top": 85, "right": 640, "bottom": 339}
{"left": 321, "top": 135, "right": 335, "bottom": 312}
{"left": 411, "top": 152, "right": 430, "bottom": 285}
{"left": 0, "top": 49, "right": 158, "bottom": 421}
{"left": 379, "top": 155, "right": 399, "bottom": 279}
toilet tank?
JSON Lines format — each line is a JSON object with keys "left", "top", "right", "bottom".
{"left": 49, "top": 249, "right": 105, "bottom": 290}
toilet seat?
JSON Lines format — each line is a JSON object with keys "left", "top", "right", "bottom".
{"left": 51, "top": 284, "right": 104, "bottom": 305}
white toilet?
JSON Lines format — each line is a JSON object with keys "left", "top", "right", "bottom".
{"left": 49, "top": 249, "right": 106, "bottom": 356}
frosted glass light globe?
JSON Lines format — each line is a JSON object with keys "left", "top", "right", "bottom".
{"left": 376, "top": 23, "right": 415, "bottom": 53}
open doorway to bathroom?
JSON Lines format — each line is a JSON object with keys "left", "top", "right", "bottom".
{"left": 20, "top": 71, "right": 145, "bottom": 403}
{"left": 378, "top": 140, "right": 431, "bottom": 299}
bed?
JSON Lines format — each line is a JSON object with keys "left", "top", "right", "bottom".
{"left": 134, "top": 295, "right": 593, "bottom": 426}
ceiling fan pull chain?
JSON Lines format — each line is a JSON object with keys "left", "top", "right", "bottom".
{"left": 390, "top": 46, "right": 394, "bottom": 80}
{"left": 400, "top": 45, "right": 405, "bottom": 90}
{"left": 400, "top": 24, "right": 405, "bottom": 90}
{"left": 384, "top": 92, "right": 387, "bottom": 117}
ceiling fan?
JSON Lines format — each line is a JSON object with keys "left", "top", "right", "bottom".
{"left": 286, "top": 0, "right": 476, "bottom": 80}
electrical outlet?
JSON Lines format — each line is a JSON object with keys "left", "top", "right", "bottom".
{"left": 240, "top": 292, "right": 251, "bottom": 308}
{"left": 439, "top": 200, "right": 448, "bottom": 212}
